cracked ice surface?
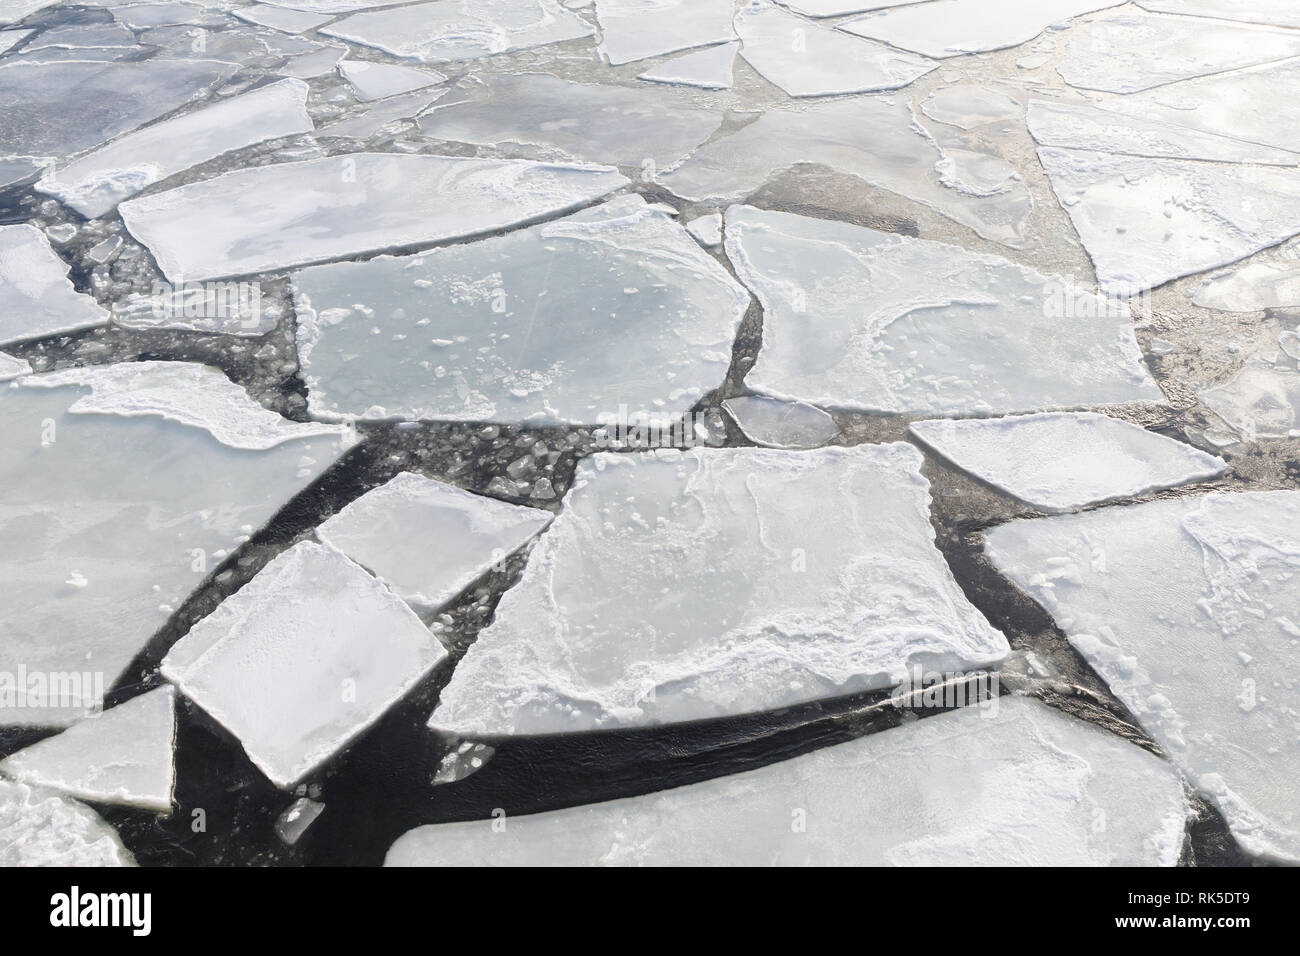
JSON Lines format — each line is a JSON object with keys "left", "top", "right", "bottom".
{"left": 233, "top": 3, "right": 333, "bottom": 32}
{"left": 316, "top": 472, "right": 553, "bottom": 614}
{"left": 985, "top": 491, "right": 1300, "bottom": 863}
{"left": 1137, "top": 0, "right": 1300, "bottom": 29}
{"left": 337, "top": 59, "right": 445, "bottom": 101}
{"left": 1200, "top": 361, "right": 1300, "bottom": 442}
{"left": 293, "top": 195, "right": 750, "bottom": 425}
{"left": 430, "top": 443, "right": 1009, "bottom": 736}
{"left": 394, "top": 697, "right": 1185, "bottom": 865}
{"left": 1, "top": 363, "right": 348, "bottom": 727}
{"left": 594, "top": 0, "right": 734, "bottom": 66}
{"left": 319, "top": 88, "right": 446, "bottom": 139}
{"left": 1192, "top": 259, "right": 1300, "bottom": 312}
{"left": 725, "top": 206, "right": 1161, "bottom": 414}
{"left": 909, "top": 413, "right": 1227, "bottom": 512}
{"left": 118, "top": 153, "right": 628, "bottom": 282}
{"left": 918, "top": 84, "right": 1023, "bottom": 130}
{"left": 0, "top": 224, "right": 109, "bottom": 347}
{"left": 0, "top": 686, "right": 176, "bottom": 813}
{"left": 0, "top": 781, "right": 132, "bottom": 867}
{"left": 162, "top": 541, "right": 446, "bottom": 788}
{"left": 637, "top": 40, "right": 737, "bottom": 91}
{"left": 0, "top": 351, "right": 31, "bottom": 381}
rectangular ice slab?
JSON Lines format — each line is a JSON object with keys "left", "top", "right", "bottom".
{"left": 395, "top": 697, "right": 1185, "bottom": 865}
{"left": 725, "top": 206, "right": 1161, "bottom": 415}
{"left": 430, "top": 442, "right": 1009, "bottom": 736}
{"left": 595, "top": 0, "right": 734, "bottom": 65}
{"left": 118, "top": 154, "right": 628, "bottom": 282}
{"left": 162, "top": 541, "right": 446, "bottom": 788}
{"left": 986, "top": 491, "right": 1300, "bottom": 863}
{"left": 293, "top": 195, "right": 750, "bottom": 425}
{"left": 0, "top": 224, "right": 109, "bottom": 346}
{"left": 910, "top": 413, "right": 1227, "bottom": 511}
{"left": 36, "top": 78, "right": 314, "bottom": 220}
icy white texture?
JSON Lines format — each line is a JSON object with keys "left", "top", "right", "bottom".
{"left": 1200, "top": 362, "right": 1300, "bottom": 441}
{"left": 0, "top": 686, "right": 176, "bottom": 813}
{"left": 1137, "top": 0, "right": 1300, "bottom": 28}
{"left": 430, "top": 443, "right": 1009, "bottom": 736}
{"left": 24, "top": 21, "right": 134, "bottom": 51}
{"left": 1, "top": 363, "right": 347, "bottom": 727}
{"left": 319, "top": 88, "right": 445, "bottom": 138}
{"left": 338, "top": 59, "right": 445, "bottom": 101}
{"left": 316, "top": 472, "right": 553, "bottom": 613}
{"left": 595, "top": 0, "right": 733, "bottom": 65}
{"left": 261, "top": 0, "right": 409, "bottom": 11}
{"left": 294, "top": 195, "right": 749, "bottom": 425}
{"left": 418, "top": 72, "right": 723, "bottom": 169}
{"left": 725, "top": 206, "right": 1161, "bottom": 414}
{"left": 0, "top": 351, "right": 31, "bottom": 381}
{"left": 322, "top": 0, "right": 594, "bottom": 65}
{"left": 234, "top": 3, "right": 333, "bottom": 31}
{"left": 0, "top": 29, "right": 31, "bottom": 53}
{"left": 637, "top": 40, "right": 736, "bottom": 90}
{"left": 1192, "top": 260, "right": 1300, "bottom": 312}
{"left": 909, "top": 413, "right": 1227, "bottom": 511}
{"left": 0, "top": 158, "right": 39, "bottom": 191}
{"left": 162, "top": 541, "right": 446, "bottom": 788}
{"left": 275, "top": 797, "right": 324, "bottom": 845}
{"left": 0, "top": 225, "right": 109, "bottom": 347}
{"left": 0, "top": 781, "right": 133, "bottom": 866}
{"left": 735, "top": 0, "right": 937, "bottom": 97}
{"left": 394, "top": 697, "right": 1186, "bottom": 865}
{"left": 722, "top": 395, "right": 838, "bottom": 448}
{"left": 36, "top": 79, "right": 314, "bottom": 219}
{"left": 119, "top": 154, "right": 627, "bottom": 282}
{"left": 277, "top": 42, "right": 348, "bottom": 78}
{"left": 838, "top": 0, "right": 1125, "bottom": 58}
{"left": 108, "top": 2, "right": 221, "bottom": 29}
{"left": 0, "top": 0, "right": 56, "bottom": 27}
{"left": 985, "top": 491, "right": 1300, "bottom": 862}
{"left": 778, "top": 0, "right": 918, "bottom": 15}
{"left": 685, "top": 212, "right": 722, "bottom": 248}
{"left": 918, "top": 84, "right": 1022, "bottom": 129}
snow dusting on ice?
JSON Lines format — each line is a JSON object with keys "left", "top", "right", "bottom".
{"left": 0, "top": 780, "right": 133, "bottom": 867}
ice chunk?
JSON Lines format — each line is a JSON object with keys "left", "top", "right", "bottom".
{"left": 735, "top": 0, "right": 936, "bottom": 97}
{"left": 338, "top": 59, "right": 445, "bottom": 101}
{"left": 595, "top": 0, "right": 733, "bottom": 65}
{"left": 1137, "top": 0, "right": 1300, "bottom": 29}
{"left": 1, "top": 363, "right": 348, "bottom": 727}
{"left": 109, "top": 2, "right": 223, "bottom": 28}
{"left": 162, "top": 541, "right": 446, "bottom": 788}
{"left": 0, "top": 351, "right": 31, "bottom": 381}
{"left": 1192, "top": 259, "right": 1300, "bottom": 312}
{"left": 418, "top": 72, "right": 723, "bottom": 169}
{"left": 722, "top": 395, "right": 838, "bottom": 448}
{"left": 0, "top": 225, "right": 109, "bottom": 347}
{"left": 234, "top": 3, "right": 333, "bottom": 32}
{"left": 317, "top": 472, "right": 553, "bottom": 613}
{"left": 985, "top": 491, "right": 1300, "bottom": 862}
{"left": 36, "top": 79, "right": 313, "bottom": 220}
{"left": 293, "top": 195, "right": 749, "bottom": 425}
{"left": 778, "top": 0, "right": 922, "bottom": 15}
{"left": 277, "top": 41, "right": 347, "bottom": 78}
{"left": 430, "top": 443, "right": 1009, "bottom": 735}
{"left": 919, "top": 84, "right": 1022, "bottom": 129}
{"left": 319, "top": 87, "right": 445, "bottom": 138}
{"left": 0, "top": 781, "right": 132, "bottom": 866}
{"left": 261, "top": 0, "right": 410, "bottom": 11}
{"left": 685, "top": 212, "right": 722, "bottom": 247}
{"left": 275, "top": 797, "right": 324, "bottom": 845}
{"left": 1200, "top": 362, "right": 1300, "bottom": 441}
{"left": 321, "top": 0, "right": 594, "bottom": 65}
{"left": 637, "top": 40, "right": 736, "bottom": 90}
{"left": 0, "top": 157, "right": 38, "bottom": 190}
{"left": 394, "top": 697, "right": 1185, "bottom": 865}
{"left": 910, "top": 413, "right": 1227, "bottom": 511}
{"left": 119, "top": 153, "right": 628, "bottom": 282}
{"left": 726, "top": 205, "right": 1161, "bottom": 414}
{"left": 0, "top": 687, "right": 176, "bottom": 813}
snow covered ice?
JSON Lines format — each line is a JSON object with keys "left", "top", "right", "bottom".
{"left": 0, "top": 780, "right": 133, "bottom": 867}
{"left": 594, "top": 0, "right": 734, "bottom": 66}
{"left": 637, "top": 41, "right": 737, "bottom": 91}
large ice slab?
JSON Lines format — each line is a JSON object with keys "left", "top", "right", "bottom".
{"left": 1192, "top": 259, "right": 1300, "bottom": 312}
{"left": 338, "top": 59, "right": 445, "bottom": 101}
{"left": 637, "top": 40, "right": 737, "bottom": 90}
{"left": 725, "top": 206, "right": 1161, "bottom": 414}
{"left": 319, "top": 88, "right": 445, "bottom": 139}
{"left": 1137, "top": 0, "right": 1300, "bottom": 29}
{"left": 395, "top": 697, "right": 1185, "bottom": 865}
{"left": 735, "top": 0, "right": 936, "bottom": 98}
{"left": 317, "top": 472, "right": 553, "bottom": 613}
{"left": 0, "top": 225, "right": 109, "bottom": 347}
{"left": 293, "top": 195, "right": 749, "bottom": 425}
{"left": 162, "top": 541, "right": 446, "bottom": 788}
{"left": 321, "top": 0, "right": 594, "bottom": 65}
{"left": 595, "top": 0, "right": 733, "bottom": 65}
{"left": 2, "top": 362, "right": 348, "bottom": 727}
{"left": 0, "top": 687, "right": 176, "bottom": 813}
{"left": 430, "top": 442, "right": 1009, "bottom": 736}
{"left": 0, "top": 781, "right": 132, "bottom": 867}
{"left": 985, "top": 491, "right": 1300, "bottom": 862}
{"left": 119, "top": 154, "right": 627, "bottom": 282}
{"left": 36, "top": 79, "right": 314, "bottom": 220}
{"left": 778, "top": 0, "right": 920, "bottom": 15}
{"left": 234, "top": 3, "right": 333, "bottom": 32}
{"left": 910, "top": 413, "right": 1227, "bottom": 511}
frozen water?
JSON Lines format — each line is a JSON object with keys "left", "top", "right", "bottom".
{"left": 736, "top": 0, "right": 936, "bottom": 97}
{"left": 394, "top": 697, "right": 1185, "bottom": 865}
{"left": 909, "top": 413, "right": 1227, "bottom": 511}
{"left": 0, "top": 351, "right": 31, "bottom": 381}
{"left": 0, "top": 686, "right": 176, "bottom": 813}
{"left": 277, "top": 42, "right": 348, "bottom": 79}
{"left": 261, "top": 0, "right": 410, "bottom": 11}
{"left": 0, "top": 224, "right": 110, "bottom": 347}
{"left": 338, "top": 59, "right": 445, "bottom": 101}
{"left": 0, "top": 30, "right": 30, "bottom": 55}
{"left": 685, "top": 212, "right": 722, "bottom": 247}
{"left": 1137, "top": 0, "right": 1300, "bottom": 29}
{"left": 725, "top": 205, "right": 1161, "bottom": 414}
{"left": 293, "top": 195, "right": 749, "bottom": 425}
{"left": 36, "top": 78, "right": 314, "bottom": 220}
{"left": 1192, "top": 259, "right": 1300, "bottom": 312}
{"left": 777, "top": 0, "right": 921, "bottom": 15}
{"left": 119, "top": 153, "right": 628, "bottom": 282}
{"left": 321, "top": 0, "right": 594, "bottom": 65}
{"left": 430, "top": 442, "right": 1009, "bottom": 736}
{"left": 985, "top": 490, "right": 1300, "bottom": 862}
{"left": 1200, "top": 361, "right": 1300, "bottom": 441}
{"left": 595, "top": 0, "right": 733, "bottom": 66}
{"left": 0, "top": 158, "right": 39, "bottom": 191}
{"left": 320, "top": 87, "right": 445, "bottom": 138}
{"left": 0, "top": 0, "right": 57, "bottom": 27}
{"left": 234, "top": 3, "right": 333, "bottom": 32}
{"left": 275, "top": 797, "right": 325, "bottom": 845}
{"left": 24, "top": 22, "right": 136, "bottom": 51}
{"left": 316, "top": 472, "right": 553, "bottom": 614}
{"left": 637, "top": 40, "right": 737, "bottom": 90}
{"left": 109, "top": 2, "right": 223, "bottom": 29}
{"left": 162, "top": 540, "right": 446, "bottom": 788}
{"left": 722, "top": 395, "right": 838, "bottom": 448}
{"left": 919, "top": 84, "right": 1022, "bottom": 129}
{"left": 0, "top": 781, "right": 132, "bottom": 866}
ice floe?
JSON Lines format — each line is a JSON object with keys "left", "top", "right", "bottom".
{"left": 725, "top": 206, "right": 1161, "bottom": 414}
{"left": 0, "top": 351, "right": 31, "bottom": 381}
{"left": 722, "top": 395, "right": 838, "bottom": 448}
{"left": 985, "top": 490, "right": 1300, "bottom": 862}
{"left": 429, "top": 442, "right": 1009, "bottom": 736}
{"left": 338, "top": 59, "right": 445, "bottom": 101}
{"left": 1137, "top": 0, "right": 1300, "bottom": 29}
{"left": 909, "top": 413, "right": 1227, "bottom": 511}
{"left": 162, "top": 540, "right": 446, "bottom": 788}
{"left": 318, "top": 87, "right": 444, "bottom": 138}
{"left": 1200, "top": 360, "right": 1300, "bottom": 442}
{"left": 261, "top": 0, "right": 409, "bottom": 12}
{"left": 0, "top": 29, "right": 31, "bottom": 55}
{"left": 0, "top": 224, "right": 110, "bottom": 347}
{"left": 637, "top": 40, "right": 737, "bottom": 90}
{"left": 119, "top": 153, "right": 628, "bottom": 282}
{"left": 0, "top": 0, "right": 57, "bottom": 27}
{"left": 293, "top": 195, "right": 749, "bottom": 425}
{"left": 0, "top": 780, "right": 132, "bottom": 866}
{"left": 1192, "top": 259, "right": 1300, "bottom": 312}
{"left": 777, "top": 0, "right": 917, "bottom": 15}
{"left": 919, "top": 84, "right": 1023, "bottom": 129}
{"left": 395, "top": 697, "right": 1185, "bottom": 864}
{"left": 234, "top": 3, "right": 333, "bottom": 32}
{"left": 595, "top": 0, "right": 733, "bottom": 65}
{"left": 275, "top": 797, "right": 324, "bottom": 844}
{"left": 685, "top": 212, "right": 722, "bottom": 247}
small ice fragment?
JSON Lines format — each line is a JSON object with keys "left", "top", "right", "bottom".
{"left": 0, "top": 224, "right": 109, "bottom": 347}
{"left": 337, "top": 59, "right": 445, "bottom": 101}
{"left": 275, "top": 798, "right": 325, "bottom": 845}
{"left": 722, "top": 395, "right": 838, "bottom": 449}
{"left": 637, "top": 40, "right": 737, "bottom": 90}
{"left": 684, "top": 213, "right": 722, "bottom": 248}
